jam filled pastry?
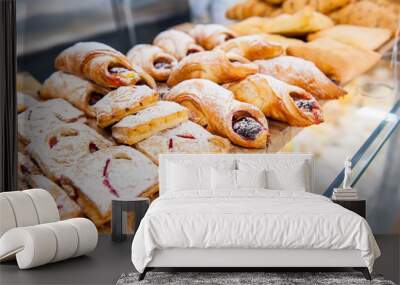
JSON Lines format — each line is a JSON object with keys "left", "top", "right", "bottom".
{"left": 189, "top": 24, "right": 237, "bottom": 50}
{"left": 226, "top": 74, "right": 323, "bottom": 127}
{"left": 255, "top": 56, "right": 347, "bottom": 100}
{"left": 17, "top": 92, "right": 38, "bottom": 113}
{"left": 167, "top": 50, "right": 258, "bottom": 86}
{"left": 153, "top": 30, "right": 204, "bottom": 60}
{"left": 165, "top": 79, "right": 269, "bottom": 148}
{"left": 112, "top": 101, "right": 189, "bottom": 145}
{"left": 136, "top": 121, "right": 231, "bottom": 164}
{"left": 215, "top": 34, "right": 285, "bottom": 61}
{"left": 60, "top": 146, "right": 158, "bottom": 226}
{"left": 17, "top": 152, "right": 40, "bottom": 190}
{"left": 155, "top": 83, "right": 170, "bottom": 99}
{"left": 94, "top": 86, "right": 159, "bottom": 128}
{"left": 55, "top": 42, "right": 156, "bottom": 88}
{"left": 40, "top": 71, "right": 110, "bottom": 117}
{"left": 126, "top": 44, "right": 178, "bottom": 81}
{"left": 27, "top": 122, "right": 114, "bottom": 181}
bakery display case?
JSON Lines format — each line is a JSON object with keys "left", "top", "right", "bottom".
{"left": 13, "top": 0, "right": 400, "bottom": 233}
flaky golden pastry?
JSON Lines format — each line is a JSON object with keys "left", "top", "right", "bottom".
{"left": 255, "top": 56, "right": 347, "bottom": 99}
{"left": 165, "top": 79, "right": 269, "bottom": 148}
{"left": 215, "top": 35, "right": 285, "bottom": 60}
{"left": 261, "top": 34, "right": 305, "bottom": 49}
{"left": 167, "top": 50, "right": 258, "bottom": 86}
{"left": 189, "top": 24, "right": 237, "bottom": 50}
{"left": 226, "top": 0, "right": 279, "bottom": 20}
{"left": 226, "top": 74, "right": 323, "bottom": 127}
{"left": 126, "top": 44, "right": 178, "bottom": 81}
{"left": 40, "top": 71, "right": 110, "bottom": 117}
{"left": 55, "top": 42, "right": 156, "bottom": 88}
{"left": 17, "top": 92, "right": 38, "bottom": 113}
{"left": 153, "top": 29, "right": 204, "bottom": 60}
{"left": 282, "top": 0, "right": 351, "bottom": 14}
{"left": 287, "top": 38, "right": 382, "bottom": 84}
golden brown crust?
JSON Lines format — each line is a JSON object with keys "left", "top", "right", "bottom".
{"left": 167, "top": 50, "right": 258, "bottom": 86}
{"left": 226, "top": 0, "right": 279, "bottom": 21}
{"left": 126, "top": 44, "right": 178, "bottom": 81}
{"left": 189, "top": 24, "right": 237, "bottom": 50}
{"left": 165, "top": 79, "right": 269, "bottom": 148}
{"left": 255, "top": 56, "right": 347, "bottom": 99}
{"left": 282, "top": 0, "right": 351, "bottom": 14}
{"left": 215, "top": 34, "right": 285, "bottom": 60}
{"left": 226, "top": 74, "right": 323, "bottom": 127}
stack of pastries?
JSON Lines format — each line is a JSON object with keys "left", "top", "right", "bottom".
{"left": 18, "top": 19, "right": 386, "bottom": 229}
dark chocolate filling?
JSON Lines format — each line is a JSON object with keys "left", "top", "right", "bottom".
{"left": 154, "top": 59, "right": 173, "bottom": 70}
{"left": 232, "top": 117, "right": 263, "bottom": 140}
{"left": 295, "top": 99, "right": 315, "bottom": 112}
{"left": 186, "top": 48, "right": 200, "bottom": 55}
{"left": 89, "top": 92, "right": 104, "bottom": 106}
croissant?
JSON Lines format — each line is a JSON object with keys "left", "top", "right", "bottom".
{"left": 55, "top": 42, "right": 156, "bottom": 88}
{"left": 215, "top": 34, "right": 285, "bottom": 61}
{"left": 225, "top": 74, "right": 323, "bottom": 127}
{"left": 226, "top": 0, "right": 279, "bottom": 21}
{"left": 165, "top": 79, "right": 269, "bottom": 148}
{"left": 40, "top": 71, "right": 110, "bottom": 117}
{"left": 255, "top": 56, "right": 347, "bottom": 99}
{"left": 167, "top": 50, "right": 258, "bottom": 86}
{"left": 189, "top": 24, "right": 237, "bottom": 50}
{"left": 126, "top": 44, "right": 178, "bottom": 82}
{"left": 153, "top": 30, "right": 204, "bottom": 60}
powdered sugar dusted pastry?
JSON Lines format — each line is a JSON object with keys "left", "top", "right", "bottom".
{"left": 112, "top": 101, "right": 189, "bottom": 145}
{"left": 55, "top": 42, "right": 156, "bottom": 88}
{"left": 215, "top": 35, "right": 284, "bottom": 61}
{"left": 189, "top": 24, "right": 237, "bottom": 50}
{"left": 256, "top": 56, "right": 347, "bottom": 99}
{"left": 156, "top": 83, "right": 170, "bottom": 99}
{"left": 27, "top": 122, "right": 114, "bottom": 181}
{"left": 136, "top": 121, "right": 231, "bottom": 164}
{"left": 165, "top": 79, "right": 269, "bottom": 148}
{"left": 167, "top": 50, "right": 258, "bottom": 86}
{"left": 17, "top": 92, "right": 38, "bottom": 113}
{"left": 153, "top": 30, "right": 204, "bottom": 60}
{"left": 94, "top": 86, "right": 159, "bottom": 128}
{"left": 126, "top": 44, "right": 177, "bottom": 81}
{"left": 17, "top": 152, "right": 40, "bottom": 190}
{"left": 18, "top": 99, "right": 86, "bottom": 145}
{"left": 27, "top": 175, "right": 82, "bottom": 220}
{"left": 60, "top": 146, "right": 158, "bottom": 225}
{"left": 226, "top": 74, "right": 323, "bottom": 127}
{"left": 40, "top": 71, "right": 110, "bottom": 117}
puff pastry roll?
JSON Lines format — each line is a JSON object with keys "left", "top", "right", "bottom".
{"left": 282, "top": 0, "right": 350, "bottom": 14}
{"left": 112, "top": 101, "right": 189, "bottom": 145}
{"left": 287, "top": 38, "right": 381, "bottom": 84}
{"left": 17, "top": 92, "right": 38, "bottom": 113}
{"left": 60, "top": 146, "right": 158, "bottom": 226}
{"left": 226, "top": 0, "right": 279, "bottom": 21}
{"left": 255, "top": 56, "right": 346, "bottom": 99}
{"left": 153, "top": 30, "right": 204, "bottom": 60}
{"left": 55, "top": 42, "right": 156, "bottom": 88}
{"left": 126, "top": 44, "right": 178, "bottom": 81}
{"left": 40, "top": 71, "right": 110, "bottom": 117}
{"left": 226, "top": 74, "right": 323, "bottom": 127}
{"left": 136, "top": 121, "right": 231, "bottom": 164}
{"left": 167, "top": 50, "right": 258, "bottom": 86}
{"left": 94, "top": 86, "right": 158, "bottom": 128}
{"left": 165, "top": 79, "right": 269, "bottom": 148}
{"left": 189, "top": 24, "right": 237, "bottom": 50}
{"left": 215, "top": 34, "right": 284, "bottom": 61}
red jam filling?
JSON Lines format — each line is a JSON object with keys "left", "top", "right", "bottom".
{"left": 49, "top": 136, "right": 58, "bottom": 148}
{"left": 168, "top": 138, "right": 173, "bottom": 150}
{"left": 102, "top": 158, "right": 120, "bottom": 197}
{"left": 89, "top": 142, "right": 99, "bottom": 153}
{"left": 176, "top": 133, "right": 195, "bottom": 139}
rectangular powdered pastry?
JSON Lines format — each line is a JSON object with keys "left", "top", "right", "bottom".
{"left": 112, "top": 101, "right": 189, "bottom": 145}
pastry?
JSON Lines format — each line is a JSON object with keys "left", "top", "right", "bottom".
{"left": 329, "top": 1, "right": 399, "bottom": 34}
{"left": 226, "top": 0, "right": 279, "bottom": 21}
{"left": 27, "top": 175, "right": 82, "bottom": 220}
{"left": 226, "top": 74, "right": 324, "bottom": 126}
{"left": 307, "top": 25, "right": 392, "bottom": 51}
{"left": 255, "top": 56, "right": 347, "bottom": 99}
{"left": 17, "top": 92, "right": 38, "bottom": 113}
{"left": 55, "top": 42, "right": 156, "bottom": 88}
{"left": 94, "top": 86, "right": 159, "bottom": 128}
{"left": 126, "top": 44, "right": 178, "bottom": 81}
{"left": 40, "top": 71, "right": 110, "bottom": 117}
{"left": 153, "top": 30, "right": 204, "bottom": 60}
{"left": 165, "top": 79, "right": 269, "bottom": 148}
{"left": 215, "top": 34, "right": 284, "bottom": 60}
{"left": 167, "top": 50, "right": 258, "bottom": 86}
{"left": 112, "top": 101, "right": 189, "bottom": 145}
{"left": 156, "top": 83, "right": 170, "bottom": 99}
{"left": 254, "top": 33, "right": 305, "bottom": 49}
{"left": 287, "top": 38, "right": 382, "bottom": 84}
{"left": 189, "top": 24, "right": 237, "bottom": 50}
{"left": 60, "top": 146, "right": 158, "bottom": 226}
{"left": 85, "top": 118, "right": 115, "bottom": 142}
{"left": 16, "top": 72, "right": 41, "bottom": 99}
{"left": 282, "top": 0, "right": 351, "bottom": 14}
{"left": 27, "top": 122, "right": 114, "bottom": 181}
{"left": 17, "top": 152, "right": 40, "bottom": 190}
{"left": 136, "top": 121, "right": 231, "bottom": 164}
{"left": 18, "top": 99, "right": 86, "bottom": 145}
